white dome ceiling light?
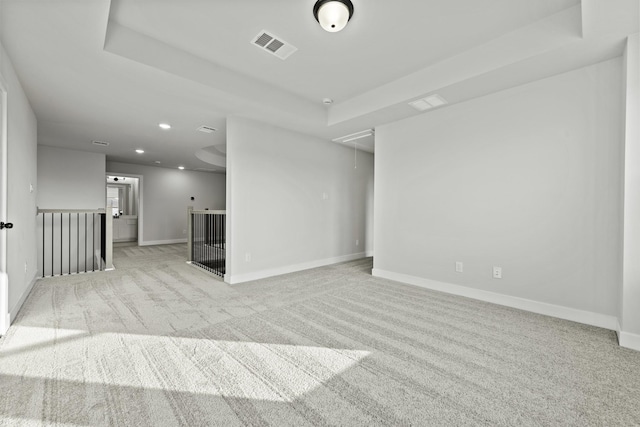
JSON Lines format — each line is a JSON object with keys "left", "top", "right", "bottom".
{"left": 313, "top": 0, "right": 354, "bottom": 33}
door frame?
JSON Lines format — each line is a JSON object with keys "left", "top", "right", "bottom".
{"left": 0, "top": 75, "right": 9, "bottom": 334}
{"left": 106, "top": 173, "right": 143, "bottom": 244}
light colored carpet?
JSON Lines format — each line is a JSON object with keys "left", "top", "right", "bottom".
{"left": 1, "top": 244, "right": 639, "bottom": 426}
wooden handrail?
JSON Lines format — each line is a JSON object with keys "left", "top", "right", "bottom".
{"left": 37, "top": 208, "right": 106, "bottom": 214}
{"left": 190, "top": 210, "right": 226, "bottom": 215}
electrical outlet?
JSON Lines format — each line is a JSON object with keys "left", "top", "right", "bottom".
{"left": 356, "top": 239, "right": 359, "bottom": 246}
{"left": 493, "top": 266, "right": 502, "bottom": 279}
{"left": 455, "top": 261, "right": 463, "bottom": 273}
{"left": 182, "top": 229, "right": 187, "bottom": 235}
{"left": 322, "top": 192, "right": 329, "bottom": 200}
{"left": 29, "top": 183, "right": 34, "bottom": 193}
{"left": 245, "top": 252, "right": 251, "bottom": 262}
{"left": 24, "top": 262, "right": 27, "bottom": 273}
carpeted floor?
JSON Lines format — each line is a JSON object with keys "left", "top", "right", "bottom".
{"left": 1, "top": 244, "right": 639, "bottom": 426}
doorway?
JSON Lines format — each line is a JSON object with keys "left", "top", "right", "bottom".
{"left": 106, "top": 174, "right": 141, "bottom": 245}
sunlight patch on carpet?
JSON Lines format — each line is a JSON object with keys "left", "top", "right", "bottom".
{"left": 0, "top": 326, "right": 371, "bottom": 403}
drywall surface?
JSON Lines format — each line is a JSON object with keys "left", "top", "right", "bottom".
{"left": 226, "top": 116, "right": 374, "bottom": 283}
{"left": 1, "top": 41, "right": 38, "bottom": 320}
{"left": 38, "top": 146, "right": 106, "bottom": 209}
{"left": 106, "top": 162, "right": 225, "bottom": 244}
{"left": 374, "top": 58, "right": 623, "bottom": 318}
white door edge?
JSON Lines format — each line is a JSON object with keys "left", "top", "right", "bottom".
{"left": 0, "top": 75, "right": 9, "bottom": 335}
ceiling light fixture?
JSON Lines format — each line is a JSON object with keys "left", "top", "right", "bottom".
{"left": 178, "top": 166, "right": 185, "bottom": 170}
{"left": 159, "top": 123, "right": 171, "bottom": 130}
{"left": 313, "top": 0, "right": 354, "bottom": 33}
{"left": 342, "top": 133, "right": 372, "bottom": 143}
{"left": 332, "top": 129, "right": 374, "bottom": 144}
{"left": 135, "top": 149, "right": 145, "bottom": 154}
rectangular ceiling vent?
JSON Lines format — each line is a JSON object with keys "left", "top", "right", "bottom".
{"left": 251, "top": 30, "right": 297, "bottom": 60}
{"left": 197, "top": 125, "right": 217, "bottom": 134}
{"left": 195, "top": 168, "right": 218, "bottom": 172}
{"left": 409, "top": 94, "right": 448, "bottom": 112}
{"left": 92, "top": 140, "right": 109, "bottom": 147}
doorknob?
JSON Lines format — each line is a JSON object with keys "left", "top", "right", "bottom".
{"left": 0, "top": 222, "right": 13, "bottom": 230}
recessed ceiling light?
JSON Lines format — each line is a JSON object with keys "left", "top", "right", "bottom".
{"left": 323, "top": 98, "right": 333, "bottom": 105}
{"left": 159, "top": 123, "right": 171, "bottom": 130}
{"left": 154, "top": 161, "right": 161, "bottom": 164}
{"left": 178, "top": 166, "right": 185, "bottom": 170}
{"left": 135, "top": 149, "right": 145, "bottom": 154}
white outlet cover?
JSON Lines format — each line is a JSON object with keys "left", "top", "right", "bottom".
{"left": 455, "top": 261, "right": 463, "bottom": 273}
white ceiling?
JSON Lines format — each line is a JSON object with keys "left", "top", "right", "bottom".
{"left": 0, "top": 0, "right": 637, "bottom": 172}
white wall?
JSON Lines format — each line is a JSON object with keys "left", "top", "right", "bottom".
{"left": 374, "top": 58, "right": 623, "bottom": 329}
{"left": 36, "top": 146, "right": 106, "bottom": 278}
{"left": 1, "top": 41, "right": 38, "bottom": 322}
{"left": 226, "top": 116, "right": 374, "bottom": 284}
{"left": 621, "top": 33, "right": 640, "bottom": 350}
{"left": 107, "top": 162, "right": 225, "bottom": 245}
{"left": 365, "top": 163, "right": 374, "bottom": 256}
{"left": 38, "top": 146, "right": 106, "bottom": 209}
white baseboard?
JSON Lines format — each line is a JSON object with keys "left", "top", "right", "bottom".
{"left": 1, "top": 313, "right": 7, "bottom": 335}
{"left": 372, "top": 268, "right": 618, "bottom": 331}
{"left": 229, "top": 252, "right": 367, "bottom": 284}
{"left": 9, "top": 273, "right": 38, "bottom": 324}
{"left": 618, "top": 331, "right": 640, "bottom": 351}
{"left": 617, "top": 320, "right": 640, "bottom": 351}
{"left": 139, "top": 238, "right": 187, "bottom": 246}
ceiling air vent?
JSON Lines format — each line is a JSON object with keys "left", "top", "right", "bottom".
{"left": 92, "top": 140, "right": 109, "bottom": 147}
{"left": 197, "top": 125, "right": 217, "bottom": 134}
{"left": 409, "top": 94, "right": 448, "bottom": 112}
{"left": 251, "top": 30, "right": 297, "bottom": 60}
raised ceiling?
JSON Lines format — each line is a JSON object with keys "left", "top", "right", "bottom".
{"left": 0, "top": 0, "right": 637, "bottom": 171}
{"left": 108, "top": 0, "right": 578, "bottom": 104}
